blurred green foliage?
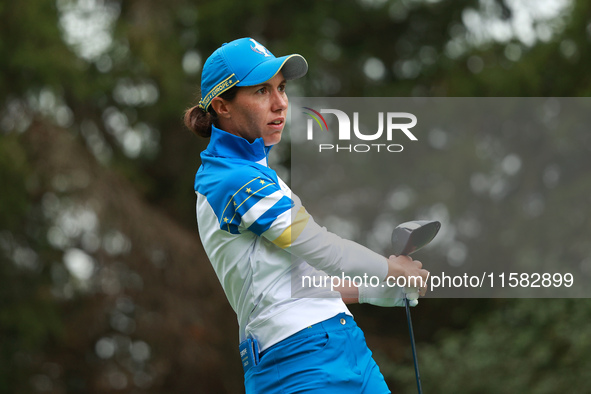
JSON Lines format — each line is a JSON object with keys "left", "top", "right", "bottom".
{"left": 385, "top": 299, "right": 591, "bottom": 393}
{"left": 0, "top": 135, "right": 63, "bottom": 393}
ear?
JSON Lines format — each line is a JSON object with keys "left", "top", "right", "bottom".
{"left": 211, "top": 97, "right": 231, "bottom": 119}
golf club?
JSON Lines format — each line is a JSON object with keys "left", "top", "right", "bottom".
{"left": 391, "top": 220, "right": 441, "bottom": 394}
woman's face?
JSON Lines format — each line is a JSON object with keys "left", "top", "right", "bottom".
{"left": 216, "top": 72, "right": 288, "bottom": 146}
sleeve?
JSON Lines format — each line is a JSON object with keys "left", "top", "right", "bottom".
{"left": 228, "top": 174, "right": 388, "bottom": 281}
{"left": 265, "top": 204, "right": 389, "bottom": 281}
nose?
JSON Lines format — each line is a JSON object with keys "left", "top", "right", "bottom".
{"left": 271, "top": 90, "right": 288, "bottom": 112}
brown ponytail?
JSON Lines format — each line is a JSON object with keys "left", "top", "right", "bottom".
{"left": 184, "top": 87, "right": 240, "bottom": 138}
{"left": 184, "top": 105, "right": 214, "bottom": 138}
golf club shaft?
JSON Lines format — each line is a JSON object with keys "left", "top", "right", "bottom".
{"left": 392, "top": 220, "right": 440, "bottom": 394}
{"left": 405, "top": 297, "right": 423, "bottom": 394}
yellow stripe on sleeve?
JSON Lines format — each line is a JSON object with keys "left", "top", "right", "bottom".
{"left": 272, "top": 206, "right": 310, "bottom": 249}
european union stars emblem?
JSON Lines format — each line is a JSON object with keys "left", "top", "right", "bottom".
{"left": 220, "top": 177, "right": 274, "bottom": 230}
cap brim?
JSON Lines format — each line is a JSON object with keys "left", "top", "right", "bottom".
{"left": 237, "top": 54, "right": 308, "bottom": 86}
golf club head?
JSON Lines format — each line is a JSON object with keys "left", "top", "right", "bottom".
{"left": 391, "top": 220, "right": 441, "bottom": 256}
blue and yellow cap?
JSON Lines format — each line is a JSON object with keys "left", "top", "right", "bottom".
{"left": 198, "top": 38, "right": 308, "bottom": 112}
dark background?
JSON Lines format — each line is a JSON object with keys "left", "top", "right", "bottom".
{"left": 1, "top": 0, "right": 590, "bottom": 392}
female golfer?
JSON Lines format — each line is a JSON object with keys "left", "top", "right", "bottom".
{"left": 184, "top": 37, "right": 429, "bottom": 393}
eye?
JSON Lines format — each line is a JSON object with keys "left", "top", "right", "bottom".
{"left": 278, "top": 84, "right": 286, "bottom": 93}
{"left": 256, "top": 86, "right": 268, "bottom": 94}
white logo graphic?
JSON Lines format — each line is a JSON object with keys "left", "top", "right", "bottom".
{"left": 307, "top": 109, "right": 417, "bottom": 141}
{"left": 250, "top": 39, "right": 271, "bottom": 57}
{"left": 304, "top": 109, "right": 418, "bottom": 153}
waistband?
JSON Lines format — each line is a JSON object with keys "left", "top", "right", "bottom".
{"left": 260, "top": 313, "right": 356, "bottom": 358}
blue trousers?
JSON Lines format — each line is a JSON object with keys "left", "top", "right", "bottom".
{"left": 244, "top": 313, "right": 391, "bottom": 393}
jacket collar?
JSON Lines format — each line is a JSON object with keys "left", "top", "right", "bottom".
{"left": 206, "top": 125, "right": 272, "bottom": 166}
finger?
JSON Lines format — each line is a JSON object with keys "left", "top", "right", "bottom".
{"left": 389, "top": 254, "right": 412, "bottom": 262}
{"left": 421, "top": 268, "right": 430, "bottom": 281}
{"left": 422, "top": 270, "right": 430, "bottom": 289}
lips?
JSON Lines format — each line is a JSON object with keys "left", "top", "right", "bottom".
{"left": 268, "top": 118, "right": 285, "bottom": 128}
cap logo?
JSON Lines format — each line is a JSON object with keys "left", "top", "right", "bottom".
{"left": 250, "top": 39, "right": 271, "bottom": 57}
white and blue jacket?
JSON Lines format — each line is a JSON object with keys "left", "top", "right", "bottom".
{"left": 194, "top": 126, "right": 388, "bottom": 351}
